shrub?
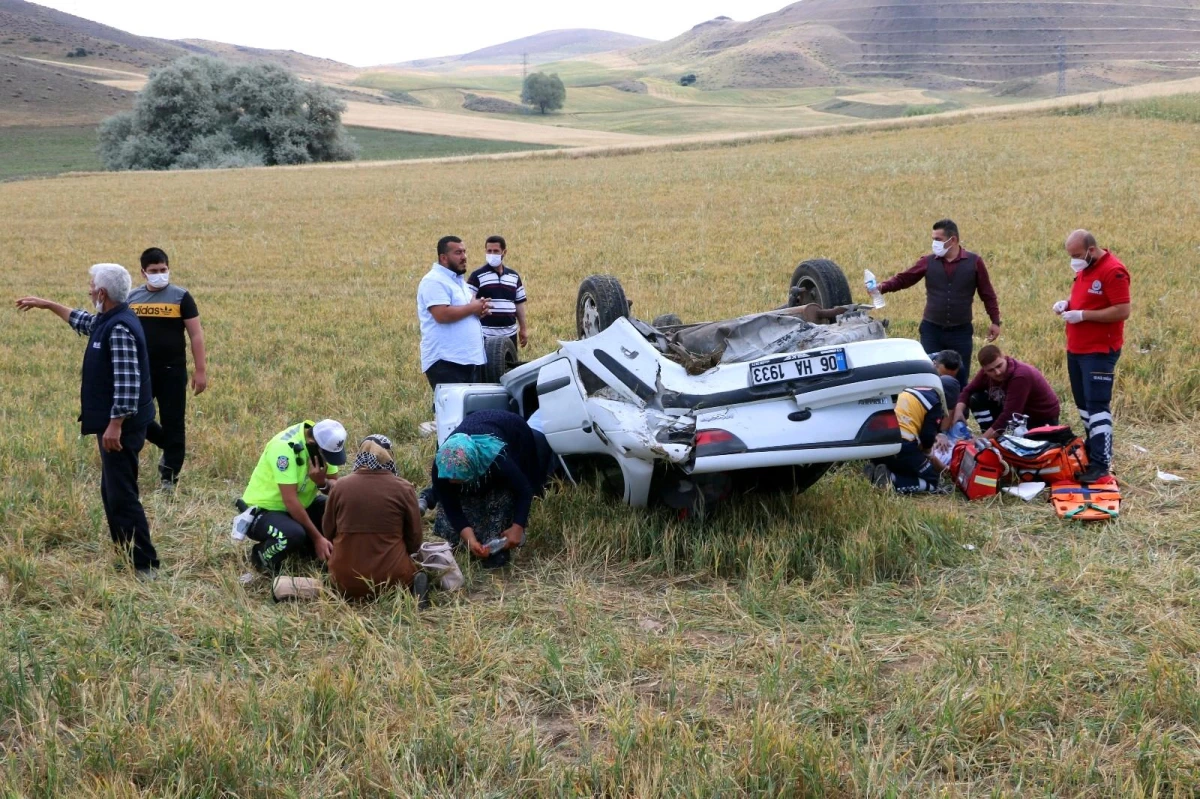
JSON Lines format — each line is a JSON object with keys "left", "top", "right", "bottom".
{"left": 97, "top": 55, "right": 358, "bottom": 171}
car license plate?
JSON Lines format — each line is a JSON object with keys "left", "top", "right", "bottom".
{"left": 748, "top": 349, "right": 848, "bottom": 386}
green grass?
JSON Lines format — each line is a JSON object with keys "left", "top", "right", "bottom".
{"left": 1056, "top": 92, "right": 1200, "bottom": 123}
{"left": 345, "top": 126, "right": 554, "bottom": 160}
{"left": 2, "top": 104, "right": 1199, "bottom": 794}
{"left": 0, "top": 125, "right": 102, "bottom": 181}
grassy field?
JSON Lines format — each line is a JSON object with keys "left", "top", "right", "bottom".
{"left": 2, "top": 100, "right": 1199, "bottom": 795}
{"left": 0, "top": 125, "right": 554, "bottom": 181}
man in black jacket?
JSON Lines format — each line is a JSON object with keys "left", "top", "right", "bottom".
{"left": 17, "top": 263, "right": 161, "bottom": 580}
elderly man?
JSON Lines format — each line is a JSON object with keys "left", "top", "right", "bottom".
{"left": 878, "top": 219, "right": 1003, "bottom": 385}
{"left": 417, "top": 235, "right": 490, "bottom": 390}
{"left": 17, "top": 264, "right": 160, "bottom": 580}
{"left": 1054, "top": 230, "right": 1131, "bottom": 482}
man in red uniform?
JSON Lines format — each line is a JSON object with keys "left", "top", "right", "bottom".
{"left": 1054, "top": 230, "right": 1131, "bottom": 482}
{"left": 878, "top": 219, "right": 1002, "bottom": 386}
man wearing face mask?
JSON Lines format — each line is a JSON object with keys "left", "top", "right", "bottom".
{"left": 467, "top": 235, "right": 529, "bottom": 349}
{"left": 239, "top": 419, "right": 347, "bottom": 573}
{"left": 417, "top": 235, "right": 490, "bottom": 389}
{"left": 16, "top": 264, "right": 160, "bottom": 580}
{"left": 877, "top": 219, "right": 1003, "bottom": 386}
{"left": 1053, "top": 230, "right": 1131, "bottom": 482}
{"left": 127, "top": 248, "right": 208, "bottom": 491}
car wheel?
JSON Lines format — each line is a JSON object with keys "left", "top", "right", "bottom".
{"left": 480, "top": 335, "right": 518, "bottom": 382}
{"left": 788, "top": 258, "right": 853, "bottom": 309}
{"left": 576, "top": 275, "right": 629, "bottom": 339}
{"left": 652, "top": 313, "right": 683, "bottom": 328}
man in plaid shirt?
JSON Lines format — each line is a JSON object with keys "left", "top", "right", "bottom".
{"left": 17, "top": 264, "right": 161, "bottom": 579}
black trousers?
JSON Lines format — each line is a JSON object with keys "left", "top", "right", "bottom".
{"left": 247, "top": 496, "right": 325, "bottom": 574}
{"left": 97, "top": 425, "right": 159, "bottom": 570}
{"left": 968, "top": 391, "right": 1058, "bottom": 435}
{"left": 919, "top": 320, "right": 973, "bottom": 386}
{"left": 424, "top": 359, "right": 479, "bottom": 390}
{"left": 145, "top": 361, "right": 188, "bottom": 482}
{"left": 876, "top": 440, "right": 939, "bottom": 494}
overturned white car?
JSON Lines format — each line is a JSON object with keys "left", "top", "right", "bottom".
{"left": 436, "top": 261, "right": 942, "bottom": 510}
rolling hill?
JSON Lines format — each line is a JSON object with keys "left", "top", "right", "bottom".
{"left": 396, "top": 28, "right": 657, "bottom": 70}
{"left": 633, "top": 0, "right": 1200, "bottom": 90}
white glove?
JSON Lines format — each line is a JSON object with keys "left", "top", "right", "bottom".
{"left": 1052, "top": 300, "right": 1068, "bottom": 314}
{"left": 1061, "top": 310, "right": 1084, "bottom": 324}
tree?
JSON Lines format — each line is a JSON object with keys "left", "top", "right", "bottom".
{"left": 520, "top": 72, "right": 566, "bottom": 115}
{"left": 98, "top": 55, "right": 358, "bottom": 171}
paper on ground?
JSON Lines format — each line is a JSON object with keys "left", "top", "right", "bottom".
{"left": 1157, "top": 470, "right": 1185, "bottom": 482}
{"left": 1003, "top": 481, "right": 1046, "bottom": 501}
{"left": 1131, "top": 444, "right": 1149, "bottom": 453}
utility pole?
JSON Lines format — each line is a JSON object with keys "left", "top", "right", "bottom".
{"left": 522, "top": 52, "right": 528, "bottom": 80}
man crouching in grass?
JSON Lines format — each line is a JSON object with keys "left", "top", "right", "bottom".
{"left": 17, "top": 264, "right": 161, "bottom": 580}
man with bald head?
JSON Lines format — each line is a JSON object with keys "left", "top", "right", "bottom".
{"left": 1053, "top": 230, "right": 1131, "bottom": 482}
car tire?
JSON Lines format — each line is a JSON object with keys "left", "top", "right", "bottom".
{"left": 652, "top": 313, "right": 683, "bottom": 328}
{"left": 480, "top": 335, "right": 518, "bottom": 383}
{"left": 788, "top": 258, "right": 853, "bottom": 309}
{"left": 576, "top": 275, "right": 629, "bottom": 339}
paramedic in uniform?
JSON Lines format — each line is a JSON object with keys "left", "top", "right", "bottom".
{"left": 1054, "top": 230, "right": 1131, "bottom": 483}
{"left": 878, "top": 218, "right": 1002, "bottom": 386}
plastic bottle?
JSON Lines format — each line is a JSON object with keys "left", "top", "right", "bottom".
{"left": 864, "top": 270, "right": 886, "bottom": 309}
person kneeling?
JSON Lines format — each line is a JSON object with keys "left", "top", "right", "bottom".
{"left": 431, "top": 409, "right": 553, "bottom": 568}
{"left": 241, "top": 419, "right": 346, "bottom": 573}
{"left": 953, "top": 345, "right": 1060, "bottom": 439}
{"left": 323, "top": 435, "right": 429, "bottom": 605}
{"left": 869, "top": 375, "right": 959, "bottom": 494}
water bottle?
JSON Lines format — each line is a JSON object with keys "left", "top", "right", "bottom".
{"left": 864, "top": 270, "right": 886, "bottom": 309}
{"left": 485, "top": 537, "right": 508, "bottom": 555}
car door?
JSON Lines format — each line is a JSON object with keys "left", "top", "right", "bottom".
{"left": 535, "top": 358, "right": 604, "bottom": 455}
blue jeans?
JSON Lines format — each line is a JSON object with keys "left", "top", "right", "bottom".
{"left": 920, "top": 320, "right": 973, "bottom": 386}
{"left": 1067, "top": 350, "right": 1120, "bottom": 471}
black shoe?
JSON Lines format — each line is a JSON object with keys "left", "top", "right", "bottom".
{"left": 1075, "top": 463, "right": 1111, "bottom": 484}
{"left": 481, "top": 549, "right": 511, "bottom": 570}
{"left": 418, "top": 486, "right": 438, "bottom": 514}
{"left": 135, "top": 567, "right": 159, "bottom": 582}
{"left": 411, "top": 572, "right": 431, "bottom": 610}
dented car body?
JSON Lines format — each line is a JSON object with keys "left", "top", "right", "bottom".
{"left": 434, "top": 307, "right": 942, "bottom": 507}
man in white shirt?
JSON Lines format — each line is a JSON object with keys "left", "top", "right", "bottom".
{"left": 417, "top": 235, "right": 490, "bottom": 389}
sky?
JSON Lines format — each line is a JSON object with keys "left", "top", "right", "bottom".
{"left": 32, "top": 1, "right": 790, "bottom": 66}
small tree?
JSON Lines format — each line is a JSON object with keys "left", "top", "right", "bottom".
{"left": 98, "top": 55, "right": 358, "bottom": 171}
{"left": 521, "top": 72, "right": 566, "bottom": 115}
{"left": 679, "top": 73, "right": 697, "bottom": 87}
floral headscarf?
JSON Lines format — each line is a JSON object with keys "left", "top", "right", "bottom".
{"left": 353, "top": 434, "right": 396, "bottom": 475}
{"left": 435, "top": 433, "right": 505, "bottom": 482}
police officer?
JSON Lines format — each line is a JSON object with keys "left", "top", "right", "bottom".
{"left": 239, "top": 419, "right": 347, "bottom": 573}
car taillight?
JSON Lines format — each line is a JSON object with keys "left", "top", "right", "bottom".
{"left": 695, "top": 429, "right": 747, "bottom": 457}
{"left": 855, "top": 410, "right": 901, "bottom": 445}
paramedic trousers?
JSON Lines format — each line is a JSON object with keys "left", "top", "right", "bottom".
{"left": 967, "top": 392, "right": 1059, "bottom": 435}
{"left": 879, "top": 440, "right": 939, "bottom": 494}
{"left": 247, "top": 496, "right": 326, "bottom": 574}
{"left": 1067, "top": 350, "right": 1120, "bottom": 472}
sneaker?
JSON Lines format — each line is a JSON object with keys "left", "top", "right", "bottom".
{"left": 135, "top": 567, "right": 159, "bottom": 582}
{"left": 1075, "top": 463, "right": 1111, "bottom": 484}
{"left": 159, "top": 479, "right": 176, "bottom": 494}
{"left": 871, "top": 464, "right": 893, "bottom": 490}
{"left": 411, "top": 572, "right": 431, "bottom": 610}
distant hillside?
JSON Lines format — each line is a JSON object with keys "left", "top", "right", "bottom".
{"left": 395, "top": 28, "right": 657, "bottom": 70}
{"left": 0, "top": 52, "right": 133, "bottom": 125}
{"left": 633, "top": 0, "right": 1200, "bottom": 90}
{"left": 0, "top": 0, "right": 355, "bottom": 75}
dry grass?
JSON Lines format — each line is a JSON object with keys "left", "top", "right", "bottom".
{"left": 1, "top": 102, "right": 1199, "bottom": 796}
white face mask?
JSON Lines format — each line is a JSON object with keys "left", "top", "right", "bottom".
{"left": 485, "top": 254, "right": 503, "bottom": 268}
{"left": 932, "top": 240, "right": 949, "bottom": 258}
{"left": 146, "top": 271, "right": 170, "bottom": 289}
{"left": 1070, "top": 258, "right": 1089, "bottom": 273}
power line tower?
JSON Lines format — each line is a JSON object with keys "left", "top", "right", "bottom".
{"left": 1056, "top": 35, "right": 1067, "bottom": 96}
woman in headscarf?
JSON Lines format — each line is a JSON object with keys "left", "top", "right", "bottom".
{"left": 322, "top": 435, "right": 428, "bottom": 603}
{"left": 432, "top": 409, "right": 554, "bottom": 568}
